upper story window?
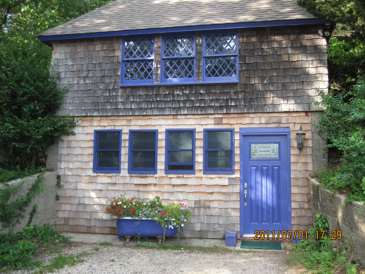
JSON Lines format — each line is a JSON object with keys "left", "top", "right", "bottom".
{"left": 121, "top": 37, "right": 155, "bottom": 85}
{"left": 119, "top": 31, "right": 238, "bottom": 87}
{"left": 203, "top": 32, "right": 238, "bottom": 82}
{"left": 161, "top": 34, "right": 195, "bottom": 83}
{"left": 93, "top": 130, "right": 122, "bottom": 173}
{"left": 128, "top": 130, "right": 158, "bottom": 174}
{"left": 165, "top": 129, "right": 195, "bottom": 174}
{"left": 203, "top": 129, "right": 235, "bottom": 174}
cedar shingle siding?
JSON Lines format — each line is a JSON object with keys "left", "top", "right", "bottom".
{"left": 55, "top": 112, "right": 314, "bottom": 237}
{"left": 53, "top": 26, "right": 327, "bottom": 117}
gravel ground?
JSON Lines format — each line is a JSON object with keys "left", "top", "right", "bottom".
{"left": 9, "top": 243, "right": 300, "bottom": 274}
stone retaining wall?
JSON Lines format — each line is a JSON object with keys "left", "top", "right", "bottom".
{"left": 309, "top": 177, "right": 365, "bottom": 266}
{"left": 0, "top": 171, "right": 57, "bottom": 233}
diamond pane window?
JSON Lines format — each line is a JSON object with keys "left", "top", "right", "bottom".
{"left": 121, "top": 37, "right": 154, "bottom": 85}
{"left": 203, "top": 32, "right": 238, "bottom": 82}
{"left": 93, "top": 130, "right": 122, "bottom": 173}
{"left": 165, "top": 129, "right": 195, "bottom": 174}
{"left": 203, "top": 129, "right": 235, "bottom": 174}
{"left": 161, "top": 34, "right": 195, "bottom": 83}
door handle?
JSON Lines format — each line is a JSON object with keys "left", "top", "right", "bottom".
{"left": 244, "top": 190, "right": 247, "bottom": 201}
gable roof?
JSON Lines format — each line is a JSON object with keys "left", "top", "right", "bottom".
{"left": 39, "top": 0, "right": 317, "bottom": 37}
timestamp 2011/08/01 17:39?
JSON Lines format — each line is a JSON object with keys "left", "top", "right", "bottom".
{"left": 254, "top": 230, "right": 342, "bottom": 240}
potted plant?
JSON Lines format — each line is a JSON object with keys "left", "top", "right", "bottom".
{"left": 105, "top": 195, "right": 192, "bottom": 244}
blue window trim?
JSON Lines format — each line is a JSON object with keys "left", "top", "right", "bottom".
{"left": 161, "top": 34, "right": 196, "bottom": 84}
{"left": 202, "top": 31, "right": 239, "bottom": 82}
{"left": 93, "top": 129, "right": 122, "bottom": 173}
{"left": 203, "top": 128, "right": 235, "bottom": 174}
{"left": 128, "top": 129, "right": 158, "bottom": 174}
{"left": 165, "top": 129, "right": 196, "bottom": 174}
{"left": 120, "top": 36, "right": 155, "bottom": 86}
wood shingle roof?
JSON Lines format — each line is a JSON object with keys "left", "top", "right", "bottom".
{"left": 39, "top": 0, "right": 316, "bottom": 37}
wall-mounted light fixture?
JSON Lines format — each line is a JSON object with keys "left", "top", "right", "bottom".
{"left": 296, "top": 125, "right": 306, "bottom": 150}
{"left": 318, "top": 23, "right": 333, "bottom": 40}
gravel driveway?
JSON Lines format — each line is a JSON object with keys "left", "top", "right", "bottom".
{"left": 9, "top": 242, "right": 300, "bottom": 274}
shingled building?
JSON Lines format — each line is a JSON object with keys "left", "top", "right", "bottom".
{"left": 39, "top": 0, "right": 328, "bottom": 239}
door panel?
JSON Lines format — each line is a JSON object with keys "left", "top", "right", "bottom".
{"left": 240, "top": 133, "right": 290, "bottom": 236}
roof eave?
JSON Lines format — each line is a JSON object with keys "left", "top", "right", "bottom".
{"left": 38, "top": 19, "right": 325, "bottom": 45}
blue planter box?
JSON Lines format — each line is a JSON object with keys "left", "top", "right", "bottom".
{"left": 117, "top": 218, "right": 178, "bottom": 240}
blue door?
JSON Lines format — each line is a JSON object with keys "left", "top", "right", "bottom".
{"left": 240, "top": 128, "right": 291, "bottom": 236}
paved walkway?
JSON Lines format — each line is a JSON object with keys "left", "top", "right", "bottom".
{"left": 62, "top": 233, "right": 291, "bottom": 251}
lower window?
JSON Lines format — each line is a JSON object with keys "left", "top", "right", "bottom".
{"left": 165, "top": 129, "right": 195, "bottom": 174}
{"left": 203, "top": 129, "right": 235, "bottom": 174}
{"left": 128, "top": 130, "right": 158, "bottom": 174}
{"left": 93, "top": 130, "right": 122, "bottom": 173}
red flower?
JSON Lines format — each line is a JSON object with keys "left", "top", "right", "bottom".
{"left": 116, "top": 212, "right": 119, "bottom": 217}
{"left": 123, "top": 209, "right": 125, "bottom": 212}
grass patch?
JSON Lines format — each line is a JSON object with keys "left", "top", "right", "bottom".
{"left": 36, "top": 251, "right": 87, "bottom": 273}
{"left": 134, "top": 241, "right": 242, "bottom": 254}
{"left": 99, "top": 241, "right": 112, "bottom": 246}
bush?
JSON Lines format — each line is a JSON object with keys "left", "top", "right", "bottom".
{"left": 313, "top": 79, "right": 365, "bottom": 202}
{"left": 0, "top": 224, "right": 70, "bottom": 270}
{"left": 0, "top": 166, "right": 45, "bottom": 184}
{"left": 287, "top": 214, "right": 357, "bottom": 273}
{"left": 0, "top": 35, "right": 78, "bottom": 169}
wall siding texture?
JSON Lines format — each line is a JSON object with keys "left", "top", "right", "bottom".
{"left": 52, "top": 25, "right": 328, "bottom": 117}
{"left": 50, "top": 25, "right": 327, "bottom": 237}
{"left": 55, "top": 113, "right": 313, "bottom": 237}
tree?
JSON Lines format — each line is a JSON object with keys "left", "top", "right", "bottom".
{"left": 0, "top": 0, "right": 113, "bottom": 168}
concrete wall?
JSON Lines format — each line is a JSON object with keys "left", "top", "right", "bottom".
{"left": 53, "top": 112, "right": 314, "bottom": 237}
{"left": 309, "top": 177, "right": 365, "bottom": 266}
{"left": 311, "top": 112, "right": 327, "bottom": 173}
{"left": 0, "top": 171, "right": 57, "bottom": 233}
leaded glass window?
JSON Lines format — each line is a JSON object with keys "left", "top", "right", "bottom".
{"left": 121, "top": 37, "right": 154, "bottom": 84}
{"left": 203, "top": 32, "right": 238, "bottom": 82}
{"left": 161, "top": 35, "right": 195, "bottom": 83}
{"left": 165, "top": 129, "right": 195, "bottom": 174}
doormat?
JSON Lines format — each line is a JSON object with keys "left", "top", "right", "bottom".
{"left": 240, "top": 241, "right": 282, "bottom": 250}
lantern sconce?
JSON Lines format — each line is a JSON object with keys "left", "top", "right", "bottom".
{"left": 296, "top": 126, "right": 306, "bottom": 150}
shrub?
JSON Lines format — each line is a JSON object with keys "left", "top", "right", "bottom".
{"left": 0, "top": 166, "right": 44, "bottom": 184}
{"left": 313, "top": 79, "right": 365, "bottom": 202}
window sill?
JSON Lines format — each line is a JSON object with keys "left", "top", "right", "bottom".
{"left": 203, "top": 170, "right": 235, "bottom": 175}
{"left": 93, "top": 170, "right": 121, "bottom": 174}
{"left": 120, "top": 79, "right": 238, "bottom": 87}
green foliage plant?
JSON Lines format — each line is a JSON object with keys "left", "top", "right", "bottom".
{"left": 0, "top": 166, "right": 45, "bottom": 184}
{"left": 199, "top": 229, "right": 204, "bottom": 239}
{"left": 99, "top": 241, "right": 111, "bottom": 247}
{"left": 288, "top": 214, "right": 358, "bottom": 273}
{"left": 0, "top": 224, "right": 70, "bottom": 270}
{"left": 0, "top": 169, "right": 48, "bottom": 234}
{"left": 0, "top": 34, "right": 79, "bottom": 169}
{"left": 313, "top": 80, "right": 365, "bottom": 202}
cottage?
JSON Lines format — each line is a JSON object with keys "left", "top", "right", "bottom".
{"left": 39, "top": 0, "right": 328, "bottom": 239}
